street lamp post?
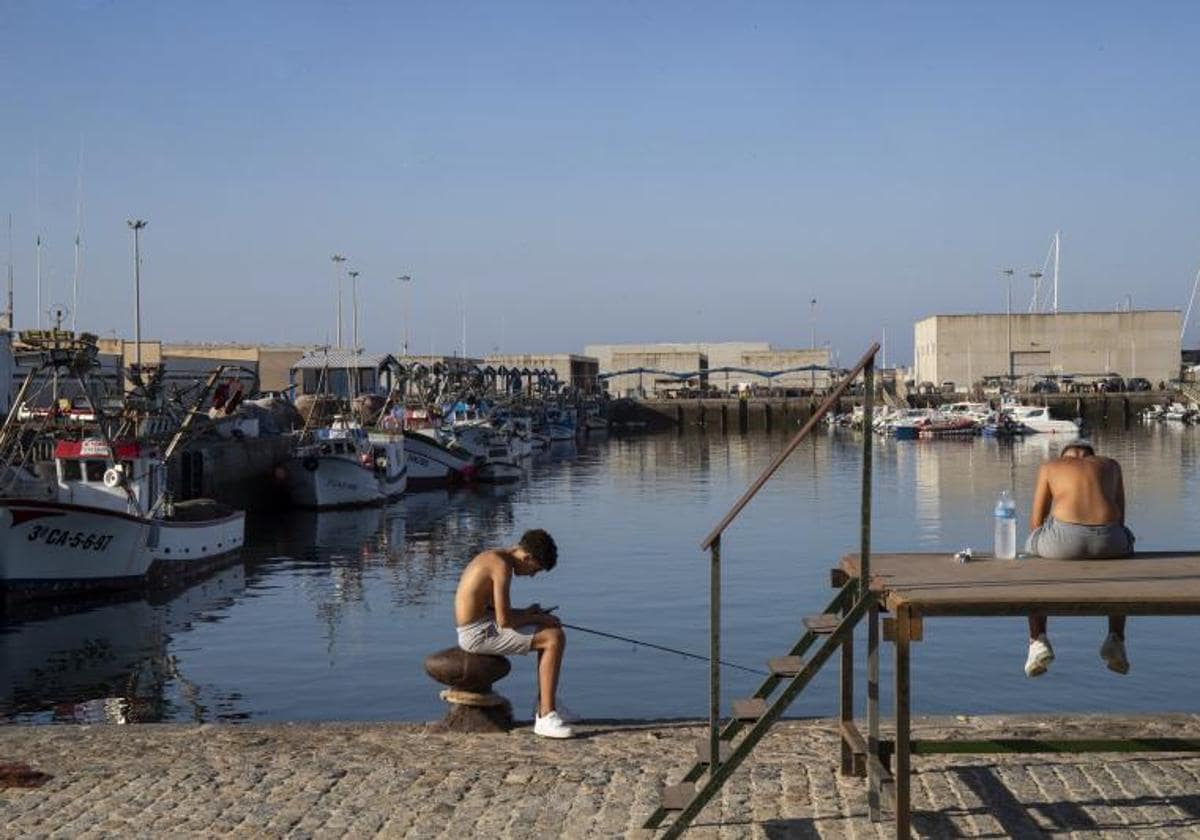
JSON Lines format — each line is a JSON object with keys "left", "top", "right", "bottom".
{"left": 397, "top": 274, "right": 412, "bottom": 356}
{"left": 809, "top": 298, "right": 817, "bottom": 349}
{"left": 331, "top": 254, "right": 347, "bottom": 348}
{"left": 348, "top": 270, "right": 361, "bottom": 352}
{"left": 1002, "top": 269, "right": 1015, "bottom": 382}
{"left": 127, "top": 219, "right": 148, "bottom": 378}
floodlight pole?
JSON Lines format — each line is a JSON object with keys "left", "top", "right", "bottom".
{"left": 349, "top": 270, "right": 361, "bottom": 352}
{"left": 810, "top": 298, "right": 817, "bottom": 349}
{"left": 1002, "top": 269, "right": 1015, "bottom": 381}
{"left": 331, "top": 254, "right": 347, "bottom": 348}
{"left": 127, "top": 219, "right": 148, "bottom": 376}
{"left": 397, "top": 274, "right": 412, "bottom": 355}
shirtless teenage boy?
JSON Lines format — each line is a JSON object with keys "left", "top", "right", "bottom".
{"left": 454, "top": 529, "right": 572, "bottom": 738}
{"left": 1023, "top": 441, "right": 1136, "bottom": 678}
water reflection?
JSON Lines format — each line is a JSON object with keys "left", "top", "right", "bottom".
{"left": 0, "top": 563, "right": 245, "bottom": 724}
{"left": 6, "top": 426, "right": 1200, "bottom": 724}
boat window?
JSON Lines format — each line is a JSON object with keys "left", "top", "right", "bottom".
{"left": 320, "top": 443, "right": 332, "bottom": 454}
{"left": 61, "top": 460, "right": 82, "bottom": 481}
{"left": 334, "top": 443, "right": 346, "bottom": 454}
{"left": 84, "top": 460, "right": 107, "bottom": 482}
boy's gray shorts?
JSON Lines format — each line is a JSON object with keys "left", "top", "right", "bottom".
{"left": 457, "top": 618, "right": 537, "bottom": 656}
{"left": 1025, "top": 515, "right": 1135, "bottom": 559}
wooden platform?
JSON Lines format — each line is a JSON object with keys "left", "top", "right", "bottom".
{"left": 841, "top": 551, "right": 1200, "bottom": 616}
{"left": 835, "top": 551, "right": 1200, "bottom": 838}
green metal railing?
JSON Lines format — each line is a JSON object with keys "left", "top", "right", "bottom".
{"left": 689, "top": 341, "right": 879, "bottom": 811}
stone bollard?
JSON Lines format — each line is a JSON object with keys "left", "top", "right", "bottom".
{"left": 423, "top": 647, "right": 514, "bottom": 733}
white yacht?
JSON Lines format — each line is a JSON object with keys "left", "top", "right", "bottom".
{"left": 1002, "top": 404, "right": 1081, "bottom": 434}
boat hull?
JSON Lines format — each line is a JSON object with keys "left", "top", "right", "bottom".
{"left": 282, "top": 455, "right": 385, "bottom": 509}
{"left": 403, "top": 432, "right": 474, "bottom": 489}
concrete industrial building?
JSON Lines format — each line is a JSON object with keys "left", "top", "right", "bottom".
{"left": 585, "top": 342, "right": 831, "bottom": 397}
{"left": 483, "top": 353, "right": 599, "bottom": 393}
{"left": 913, "top": 310, "right": 1182, "bottom": 389}
{"left": 93, "top": 339, "right": 310, "bottom": 393}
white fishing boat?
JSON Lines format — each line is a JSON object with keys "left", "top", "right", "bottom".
{"left": 452, "top": 424, "right": 524, "bottom": 484}
{"left": 282, "top": 425, "right": 385, "bottom": 509}
{"left": 402, "top": 430, "right": 476, "bottom": 488}
{"left": 1002, "top": 404, "right": 1081, "bottom": 434}
{"left": 0, "top": 438, "right": 244, "bottom": 598}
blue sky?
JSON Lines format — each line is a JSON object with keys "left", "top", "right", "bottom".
{"left": 2, "top": 1, "right": 1199, "bottom": 364}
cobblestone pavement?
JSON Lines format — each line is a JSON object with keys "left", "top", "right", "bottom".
{"left": 3, "top": 714, "right": 1200, "bottom": 838}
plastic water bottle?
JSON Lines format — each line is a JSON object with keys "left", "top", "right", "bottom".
{"left": 994, "top": 490, "right": 1017, "bottom": 560}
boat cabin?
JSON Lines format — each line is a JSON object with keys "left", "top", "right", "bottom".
{"left": 54, "top": 438, "right": 161, "bottom": 514}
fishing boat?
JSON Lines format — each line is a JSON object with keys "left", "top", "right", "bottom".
{"left": 0, "top": 334, "right": 245, "bottom": 599}
{"left": 451, "top": 424, "right": 524, "bottom": 484}
{"left": 282, "top": 424, "right": 385, "bottom": 509}
{"left": 0, "top": 437, "right": 244, "bottom": 598}
{"left": 401, "top": 430, "right": 476, "bottom": 488}
{"left": 917, "top": 416, "right": 978, "bottom": 438}
{"left": 367, "top": 431, "right": 407, "bottom": 500}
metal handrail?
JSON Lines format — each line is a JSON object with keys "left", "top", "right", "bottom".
{"left": 700, "top": 342, "right": 881, "bottom": 550}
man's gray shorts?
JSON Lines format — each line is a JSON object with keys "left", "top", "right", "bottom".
{"left": 456, "top": 618, "right": 537, "bottom": 656}
{"left": 1025, "top": 515, "right": 1135, "bottom": 559}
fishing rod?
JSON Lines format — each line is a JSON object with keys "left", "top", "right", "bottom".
{"left": 560, "top": 621, "right": 767, "bottom": 676}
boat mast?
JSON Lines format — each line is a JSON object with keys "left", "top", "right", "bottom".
{"left": 1182, "top": 264, "right": 1200, "bottom": 343}
{"left": 5, "top": 213, "right": 13, "bottom": 330}
{"left": 72, "top": 140, "right": 84, "bottom": 332}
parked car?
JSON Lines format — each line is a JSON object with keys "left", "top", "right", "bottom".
{"left": 1097, "top": 376, "right": 1125, "bottom": 393}
{"left": 1126, "top": 377, "right": 1152, "bottom": 392}
{"left": 1031, "top": 379, "right": 1060, "bottom": 394}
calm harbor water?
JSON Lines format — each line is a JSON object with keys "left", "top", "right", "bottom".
{"left": 4, "top": 423, "right": 1200, "bottom": 725}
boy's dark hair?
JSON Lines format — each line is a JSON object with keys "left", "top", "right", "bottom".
{"left": 519, "top": 529, "right": 558, "bottom": 571}
{"left": 1062, "top": 442, "right": 1096, "bottom": 457}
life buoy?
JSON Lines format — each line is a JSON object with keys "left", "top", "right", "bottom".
{"left": 103, "top": 467, "right": 123, "bottom": 488}
{"left": 301, "top": 456, "right": 319, "bottom": 471}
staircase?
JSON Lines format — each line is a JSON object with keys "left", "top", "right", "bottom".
{"left": 644, "top": 581, "right": 872, "bottom": 836}
{"left": 643, "top": 344, "right": 881, "bottom": 837}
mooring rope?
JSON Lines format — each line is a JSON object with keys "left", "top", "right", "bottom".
{"left": 560, "top": 621, "right": 768, "bottom": 675}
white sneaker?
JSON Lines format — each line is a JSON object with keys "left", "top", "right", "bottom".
{"left": 1025, "top": 635, "right": 1055, "bottom": 677}
{"left": 533, "top": 710, "right": 574, "bottom": 739}
{"left": 1100, "top": 633, "right": 1130, "bottom": 675}
{"left": 532, "top": 700, "right": 580, "bottom": 723}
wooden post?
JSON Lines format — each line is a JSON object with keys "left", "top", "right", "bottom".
{"left": 894, "top": 607, "right": 912, "bottom": 838}
{"left": 860, "top": 360, "right": 874, "bottom": 591}
{"left": 709, "top": 536, "right": 721, "bottom": 777}
{"left": 839, "top": 581, "right": 855, "bottom": 775}
{"left": 867, "top": 603, "right": 880, "bottom": 820}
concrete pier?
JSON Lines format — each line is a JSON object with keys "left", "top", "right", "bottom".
{"left": 614, "top": 392, "right": 1179, "bottom": 433}
{"left": 3, "top": 715, "right": 1199, "bottom": 836}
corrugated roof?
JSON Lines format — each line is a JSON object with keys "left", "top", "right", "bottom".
{"left": 291, "top": 350, "right": 396, "bottom": 370}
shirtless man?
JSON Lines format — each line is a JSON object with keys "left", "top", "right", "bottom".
{"left": 454, "top": 529, "right": 573, "bottom": 738}
{"left": 1023, "top": 441, "right": 1136, "bottom": 677}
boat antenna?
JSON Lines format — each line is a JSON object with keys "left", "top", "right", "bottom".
{"left": 1182, "top": 263, "right": 1200, "bottom": 344}
{"left": 34, "top": 147, "right": 42, "bottom": 329}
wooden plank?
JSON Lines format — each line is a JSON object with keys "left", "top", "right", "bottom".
{"left": 661, "top": 783, "right": 694, "bottom": 811}
{"left": 731, "top": 698, "right": 768, "bottom": 720}
{"left": 840, "top": 720, "right": 868, "bottom": 776}
{"left": 694, "top": 738, "right": 733, "bottom": 763}
{"left": 803, "top": 613, "right": 841, "bottom": 634}
{"left": 882, "top": 616, "right": 923, "bottom": 642}
{"left": 831, "top": 567, "right": 849, "bottom": 588}
{"left": 768, "top": 656, "right": 805, "bottom": 676}
{"left": 867, "top": 604, "right": 881, "bottom": 822}
{"left": 868, "top": 753, "right": 896, "bottom": 812}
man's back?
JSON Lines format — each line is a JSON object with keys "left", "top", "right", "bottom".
{"left": 1040, "top": 455, "right": 1123, "bottom": 525}
{"left": 454, "top": 551, "right": 506, "bottom": 626}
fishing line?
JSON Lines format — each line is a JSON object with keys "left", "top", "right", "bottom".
{"left": 560, "top": 622, "right": 767, "bottom": 675}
